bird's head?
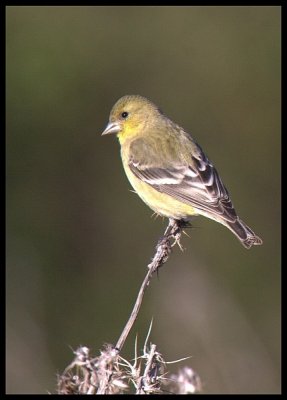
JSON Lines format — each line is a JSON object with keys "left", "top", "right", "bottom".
{"left": 101, "top": 95, "right": 162, "bottom": 143}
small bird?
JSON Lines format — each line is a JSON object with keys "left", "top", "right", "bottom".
{"left": 102, "top": 95, "right": 262, "bottom": 249}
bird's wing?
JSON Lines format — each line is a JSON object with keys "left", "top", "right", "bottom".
{"left": 128, "top": 137, "right": 238, "bottom": 223}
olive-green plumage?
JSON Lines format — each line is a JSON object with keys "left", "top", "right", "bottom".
{"left": 102, "top": 95, "right": 262, "bottom": 249}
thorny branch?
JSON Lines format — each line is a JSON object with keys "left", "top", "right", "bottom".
{"left": 115, "top": 218, "right": 187, "bottom": 352}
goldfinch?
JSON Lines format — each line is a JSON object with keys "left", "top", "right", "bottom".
{"left": 102, "top": 95, "right": 262, "bottom": 249}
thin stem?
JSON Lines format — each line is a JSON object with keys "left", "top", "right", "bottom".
{"left": 115, "top": 218, "right": 184, "bottom": 352}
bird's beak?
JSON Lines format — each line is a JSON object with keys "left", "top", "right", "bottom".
{"left": 101, "top": 122, "right": 121, "bottom": 136}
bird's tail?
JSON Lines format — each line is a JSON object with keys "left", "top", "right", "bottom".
{"left": 225, "top": 218, "right": 263, "bottom": 249}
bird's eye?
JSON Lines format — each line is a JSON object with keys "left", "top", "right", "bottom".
{"left": 121, "top": 111, "right": 129, "bottom": 119}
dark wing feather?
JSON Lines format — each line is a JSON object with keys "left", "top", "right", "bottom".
{"left": 128, "top": 140, "right": 238, "bottom": 223}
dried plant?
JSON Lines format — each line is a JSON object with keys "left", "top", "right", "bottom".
{"left": 57, "top": 331, "right": 201, "bottom": 394}
{"left": 57, "top": 219, "right": 201, "bottom": 394}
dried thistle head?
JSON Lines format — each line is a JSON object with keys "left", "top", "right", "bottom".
{"left": 57, "top": 337, "right": 201, "bottom": 394}
{"left": 57, "top": 345, "right": 128, "bottom": 395}
{"left": 167, "top": 366, "right": 202, "bottom": 394}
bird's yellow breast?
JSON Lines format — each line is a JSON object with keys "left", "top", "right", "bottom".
{"left": 122, "top": 161, "right": 197, "bottom": 220}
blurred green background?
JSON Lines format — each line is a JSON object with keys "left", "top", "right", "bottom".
{"left": 6, "top": 6, "right": 281, "bottom": 394}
